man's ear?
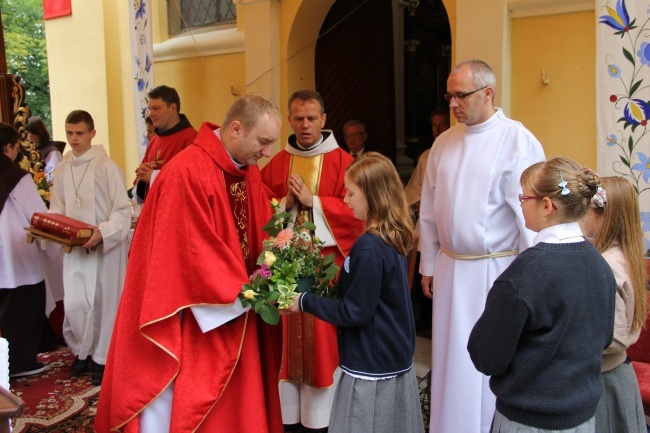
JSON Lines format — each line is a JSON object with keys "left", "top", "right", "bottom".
{"left": 484, "top": 86, "right": 495, "bottom": 102}
{"left": 321, "top": 113, "right": 327, "bottom": 128}
{"left": 229, "top": 120, "right": 242, "bottom": 137}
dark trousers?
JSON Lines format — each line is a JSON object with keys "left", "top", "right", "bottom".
{"left": 0, "top": 281, "right": 46, "bottom": 374}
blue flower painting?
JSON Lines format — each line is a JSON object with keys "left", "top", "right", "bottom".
{"left": 599, "top": 0, "right": 650, "bottom": 198}
{"left": 599, "top": 0, "right": 636, "bottom": 36}
{"left": 135, "top": 0, "right": 146, "bottom": 21}
{"left": 131, "top": 0, "right": 153, "bottom": 160}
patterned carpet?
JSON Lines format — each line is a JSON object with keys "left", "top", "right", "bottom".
{"left": 7, "top": 340, "right": 432, "bottom": 432}
{"left": 9, "top": 346, "right": 99, "bottom": 432}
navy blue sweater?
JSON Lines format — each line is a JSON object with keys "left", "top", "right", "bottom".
{"left": 300, "top": 233, "right": 416, "bottom": 378}
{"left": 468, "top": 241, "right": 616, "bottom": 430}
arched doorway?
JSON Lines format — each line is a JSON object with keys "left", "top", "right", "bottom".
{"left": 314, "top": 0, "right": 451, "bottom": 170}
{"left": 315, "top": 0, "right": 396, "bottom": 160}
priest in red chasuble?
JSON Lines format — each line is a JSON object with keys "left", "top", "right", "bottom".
{"left": 95, "top": 94, "right": 284, "bottom": 433}
{"left": 260, "top": 90, "right": 364, "bottom": 433}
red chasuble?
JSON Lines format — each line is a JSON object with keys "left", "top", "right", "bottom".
{"left": 260, "top": 147, "right": 364, "bottom": 387}
{"left": 95, "top": 123, "right": 283, "bottom": 433}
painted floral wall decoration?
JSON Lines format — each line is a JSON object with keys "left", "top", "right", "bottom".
{"left": 598, "top": 0, "right": 650, "bottom": 253}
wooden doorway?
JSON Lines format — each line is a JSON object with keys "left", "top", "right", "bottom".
{"left": 315, "top": 0, "right": 396, "bottom": 161}
{"left": 314, "top": 0, "right": 451, "bottom": 167}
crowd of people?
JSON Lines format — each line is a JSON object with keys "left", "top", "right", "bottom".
{"left": 0, "top": 59, "right": 647, "bottom": 433}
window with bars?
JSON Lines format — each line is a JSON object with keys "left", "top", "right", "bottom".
{"left": 167, "top": 0, "right": 237, "bottom": 36}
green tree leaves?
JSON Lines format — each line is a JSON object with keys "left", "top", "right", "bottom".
{"left": 1, "top": 0, "right": 51, "bottom": 129}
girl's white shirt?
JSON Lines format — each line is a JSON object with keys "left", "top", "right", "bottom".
{"left": 532, "top": 221, "right": 584, "bottom": 245}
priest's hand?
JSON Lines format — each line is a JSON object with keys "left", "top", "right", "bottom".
{"left": 422, "top": 275, "right": 434, "bottom": 299}
{"left": 285, "top": 191, "right": 296, "bottom": 210}
{"left": 288, "top": 174, "right": 313, "bottom": 208}
{"left": 135, "top": 162, "right": 154, "bottom": 183}
{"left": 83, "top": 227, "right": 103, "bottom": 249}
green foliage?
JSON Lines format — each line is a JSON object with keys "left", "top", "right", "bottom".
{"left": 0, "top": 0, "right": 51, "bottom": 129}
{"left": 239, "top": 201, "right": 339, "bottom": 325}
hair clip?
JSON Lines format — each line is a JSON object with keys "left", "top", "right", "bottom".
{"left": 591, "top": 186, "right": 607, "bottom": 208}
{"left": 558, "top": 171, "right": 570, "bottom": 195}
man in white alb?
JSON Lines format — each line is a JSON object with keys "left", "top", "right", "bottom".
{"left": 419, "top": 60, "right": 545, "bottom": 433}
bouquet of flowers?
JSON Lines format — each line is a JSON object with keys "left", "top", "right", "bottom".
{"left": 239, "top": 199, "right": 339, "bottom": 325}
{"left": 33, "top": 171, "right": 51, "bottom": 207}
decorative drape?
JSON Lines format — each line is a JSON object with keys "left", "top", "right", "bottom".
{"left": 42, "top": 0, "right": 72, "bottom": 20}
{"left": 596, "top": 0, "right": 650, "bottom": 253}
{"left": 130, "top": 0, "right": 154, "bottom": 161}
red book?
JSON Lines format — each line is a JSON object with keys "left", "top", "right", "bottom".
{"left": 30, "top": 213, "right": 94, "bottom": 239}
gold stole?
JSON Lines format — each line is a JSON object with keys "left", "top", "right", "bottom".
{"left": 287, "top": 154, "right": 324, "bottom": 385}
{"left": 223, "top": 172, "right": 250, "bottom": 271}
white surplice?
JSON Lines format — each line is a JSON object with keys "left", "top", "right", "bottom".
{"left": 0, "top": 175, "right": 60, "bottom": 315}
{"left": 49, "top": 145, "right": 130, "bottom": 364}
{"left": 419, "top": 109, "right": 545, "bottom": 433}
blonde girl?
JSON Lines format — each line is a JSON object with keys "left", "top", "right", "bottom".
{"left": 468, "top": 157, "right": 617, "bottom": 433}
{"left": 583, "top": 176, "right": 648, "bottom": 433}
{"left": 287, "top": 152, "right": 424, "bottom": 433}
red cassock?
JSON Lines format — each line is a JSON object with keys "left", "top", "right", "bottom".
{"left": 95, "top": 123, "right": 283, "bottom": 433}
{"left": 260, "top": 146, "right": 364, "bottom": 387}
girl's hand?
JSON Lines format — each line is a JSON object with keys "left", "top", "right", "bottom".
{"left": 281, "top": 295, "right": 302, "bottom": 313}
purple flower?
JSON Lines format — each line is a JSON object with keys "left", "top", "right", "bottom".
{"left": 251, "top": 263, "right": 273, "bottom": 280}
{"left": 135, "top": 0, "right": 146, "bottom": 20}
{"left": 259, "top": 263, "right": 272, "bottom": 278}
{"left": 137, "top": 78, "right": 146, "bottom": 92}
{"left": 144, "top": 54, "right": 153, "bottom": 73}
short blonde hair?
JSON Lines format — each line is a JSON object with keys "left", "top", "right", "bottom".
{"left": 223, "top": 93, "right": 282, "bottom": 132}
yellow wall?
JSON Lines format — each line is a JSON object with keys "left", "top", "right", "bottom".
{"left": 153, "top": 54, "right": 246, "bottom": 128}
{"left": 511, "top": 11, "right": 597, "bottom": 168}
{"left": 44, "top": 0, "right": 110, "bottom": 154}
{"left": 103, "top": 0, "right": 135, "bottom": 175}
{"left": 44, "top": 0, "right": 599, "bottom": 181}
{"left": 279, "top": 0, "right": 334, "bottom": 147}
{"left": 44, "top": 0, "right": 136, "bottom": 184}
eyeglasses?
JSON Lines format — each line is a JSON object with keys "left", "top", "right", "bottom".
{"left": 344, "top": 132, "right": 366, "bottom": 139}
{"left": 444, "top": 86, "right": 488, "bottom": 102}
{"left": 518, "top": 194, "right": 558, "bottom": 209}
{"left": 518, "top": 194, "right": 540, "bottom": 203}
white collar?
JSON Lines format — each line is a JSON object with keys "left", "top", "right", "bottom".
{"left": 286, "top": 130, "right": 339, "bottom": 157}
{"left": 214, "top": 128, "right": 245, "bottom": 169}
{"left": 533, "top": 221, "right": 584, "bottom": 245}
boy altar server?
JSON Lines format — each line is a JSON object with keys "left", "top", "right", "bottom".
{"left": 49, "top": 110, "right": 131, "bottom": 386}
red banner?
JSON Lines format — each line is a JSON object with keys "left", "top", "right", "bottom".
{"left": 42, "top": 0, "right": 72, "bottom": 20}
